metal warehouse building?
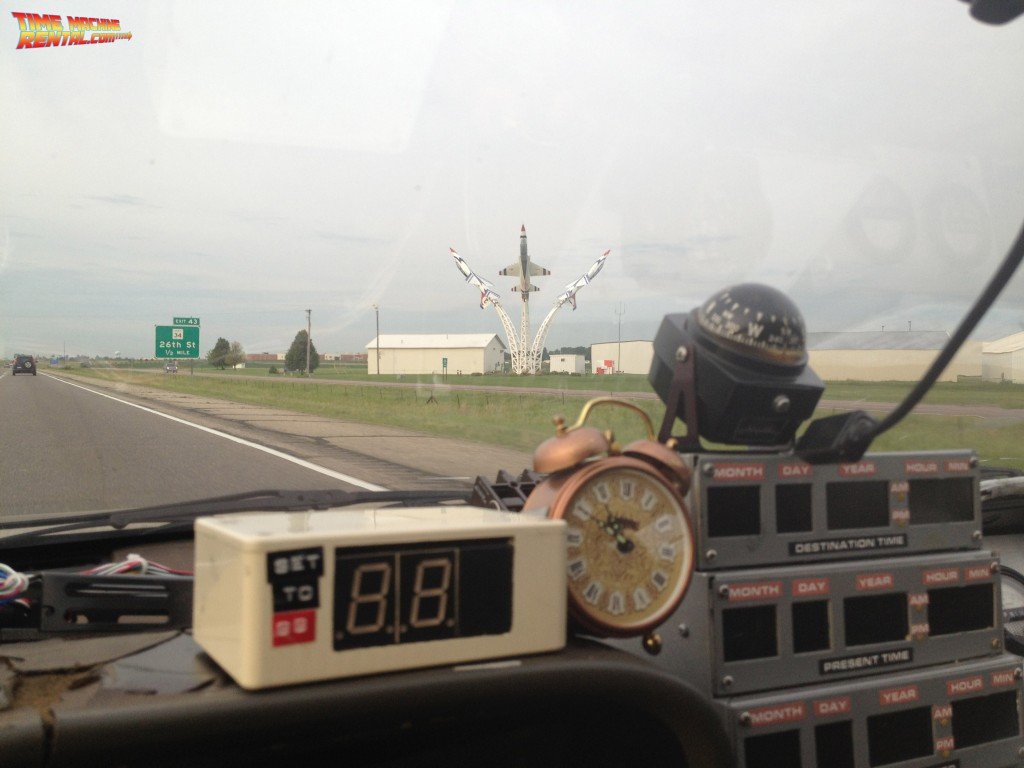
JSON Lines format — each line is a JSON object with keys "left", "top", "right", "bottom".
{"left": 807, "top": 331, "right": 981, "bottom": 382}
{"left": 982, "top": 332, "right": 1024, "bottom": 383}
{"left": 589, "top": 340, "right": 654, "bottom": 375}
{"left": 365, "top": 334, "right": 506, "bottom": 375}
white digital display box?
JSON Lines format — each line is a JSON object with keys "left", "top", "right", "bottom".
{"left": 193, "top": 507, "right": 567, "bottom": 690}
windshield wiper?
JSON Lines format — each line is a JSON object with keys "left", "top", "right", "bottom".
{"left": 0, "top": 488, "right": 472, "bottom": 547}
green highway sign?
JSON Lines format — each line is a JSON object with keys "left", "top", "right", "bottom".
{"left": 173, "top": 316, "right": 200, "bottom": 326}
{"left": 155, "top": 325, "right": 200, "bottom": 358}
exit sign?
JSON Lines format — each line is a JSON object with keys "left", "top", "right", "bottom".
{"left": 173, "top": 317, "right": 200, "bottom": 326}
{"left": 156, "top": 325, "right": 200, "bottom": 358}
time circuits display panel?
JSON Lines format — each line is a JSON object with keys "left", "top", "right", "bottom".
{"left": 686, "top": 451, "right": 979, "bottom": 570}
{"left": 193, "top": 507, "right": 566, "bottom": 690}
{"left": 669, "top": 551, "right": 1001, "bottom": 697}
{"left": 718, "top": 654, "right": 1023, "bottom": 768}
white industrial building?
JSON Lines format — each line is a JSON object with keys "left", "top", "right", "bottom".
{"left": 982, "top": 332, "right": 1024, "bottom": 383}
{"left": 590, "top": 340, "right": 654, "bottom": 375}
{"left": 549, "top": 353, "right": 585, "bottom": 374}
{"left": 806, "top": 332, "right": 981, "bottom": 382}
{"left": 365, "top": 334, "right": 506, "bottom": 375}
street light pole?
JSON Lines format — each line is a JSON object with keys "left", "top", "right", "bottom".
{"left": 305, "top": 309, "right": 311, "bottom": 376}
{"left": 614, "top": 302, "right": 625, "bottom": 373}
{"left": 372, "top": 304, "right": 380, "bottom": 375}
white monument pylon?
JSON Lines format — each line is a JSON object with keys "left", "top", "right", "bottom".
{"left": 449, "top": 227, "right": 609, "bottom": 374}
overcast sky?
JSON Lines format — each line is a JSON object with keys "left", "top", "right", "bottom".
{"left": 2, "top": 2, "right": 1023, "bottom": 359}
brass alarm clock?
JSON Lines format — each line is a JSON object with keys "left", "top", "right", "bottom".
{"left": 523, "top": 398, "right": 695, "bottom": 642}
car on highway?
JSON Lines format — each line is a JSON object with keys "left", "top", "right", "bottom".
{"left": 11, "top": 355, "right": 35, "bottom": 376}
{"left": 2, "top": 4, "right": 1024, "bottom": 768}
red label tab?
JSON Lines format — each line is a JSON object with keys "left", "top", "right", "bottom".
{"left": 272, "top": 609, "right": 316, "bottom": 647}
{"left": 747, "top": 702, "right": 806, "bottom": 727}
{"left": 905, "top": 460, "right": 940, "bottom": 475}
{"left": 909, "top": 592, "right": 929, "bottom": 608}
{"left": 813, "top": 697, "right": 851, "bottom": 718}
{"left": 946, "top": 675, "right": 983, "bottom": 697}
{"left": 923, "top": 568, "right": 959, "bottom": 586}
{"left": 792, "top": 577, "right": 830, "bottom": 597}
{"left": 879, "top": 685, "right": 919, "bottom": 706}
{"left": 839, "top": 461, "right": 876, "bottom": 477}
{"left": 946, "top": 460, "right": 971, "bottom": 473}
{"left": 777, "top": 462, "right": 812, "bottom": 479}
{"left": 935, "top": 736, "right": 955, "bottom": 753}
{"left": 891, "top": 481, "right": 909, "bottom": 493}
{"left": 727, "top": 581, "right": 782, "bottom": 602}
{"left": 933, "top": 704, "right": 953, "bottom": 721}
{"left": 891, "top": 509, "right": 910, "bottom": 524}
{"left": 991, "top": 670, "right": 1018, "bottom": 688}
{"left": 910, "top": 622, "right": 930, "bottom": 638}
{"left": 712, "top": 462, "right": 765, "bottom": 482}
{"left": 856, "top": 572, "right": 894, "bottom": 591}
{"left": 965, "top": 565, "right": 992, "bottom": 582}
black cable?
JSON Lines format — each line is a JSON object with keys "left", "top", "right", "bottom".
{"left": 870, "top": 218, "right": 1024, "bottom": 438}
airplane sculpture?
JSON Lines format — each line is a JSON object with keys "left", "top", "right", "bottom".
{"left": 498, "top": 225, "right": 550, "bottom": 301}
{"left": 449, "top": 247, "right": 501, "bottom": 309}
{"left": 448, "top": 227, "right": 609, "bottom": 374}
{"left": 554, "top": 250, "right": 610, "bottom": 310}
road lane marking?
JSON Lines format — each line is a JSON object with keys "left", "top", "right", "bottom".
{"left": 43, "top": 374, "right": 388, "bottom": 491}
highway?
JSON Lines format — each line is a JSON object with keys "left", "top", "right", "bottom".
{"left": 0, "top": 372, "right": 517, "bottom": 519}
{"left": 4, "top": 369, "right": 1023, "bottom": 545}
{"left": 3, "top": 369, "right": 1024, "bottom": 613}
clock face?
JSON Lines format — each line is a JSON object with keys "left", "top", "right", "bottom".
{"left": 551, "top": 459, "right": 695, "bottom": 636}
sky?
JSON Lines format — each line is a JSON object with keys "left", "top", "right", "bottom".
{"left": 2, "top": 2, "right": 1024, "bottom": 359}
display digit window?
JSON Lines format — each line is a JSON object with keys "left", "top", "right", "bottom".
{"left": 333, "top": 539, "right": 513, "bottom": 651}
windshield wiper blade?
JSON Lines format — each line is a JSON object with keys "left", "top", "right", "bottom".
{"left": 0, "top": 488, "right": 472, "bottom": 547}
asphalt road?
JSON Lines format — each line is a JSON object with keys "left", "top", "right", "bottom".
{"left": 0, "top": 370, "right": 534, "bottom": 520}
{"left": 0, "top": 371, "right": 389, "bottom": 518}
{"left": 4, "top": 369, "right": 1023, "bottom": 625}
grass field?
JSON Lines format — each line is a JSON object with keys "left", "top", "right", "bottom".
{"left": 53, "top": 366, "right": 1024, "bottom": 470}
{"left": 57, "top": 367, "right": 667, "bottom": 451}
{"left": 162, "top": 361, "right": 656, "bottom": 392}
{"left": 61, "top": 361, "right": 1024, "bottom": 405}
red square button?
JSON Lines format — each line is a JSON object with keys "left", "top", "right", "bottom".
{"left": 272, "top": 609, "right": 316, "bottom": 646}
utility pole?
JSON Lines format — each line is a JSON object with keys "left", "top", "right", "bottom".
{"left": 372, "top": 304, "right": 380, "bottom": 375}
{"left": 305, "top": 309, "right": 311, "bottom": 376}
{"left": 614, "top": 302, "right": 625, "bottom": 374}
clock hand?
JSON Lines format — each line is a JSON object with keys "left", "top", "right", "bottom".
{"left": 614, "top": 532, "right": 635, "bottom": 554}
{"left": 597, "top": 506, "right": 635, "bottom": 554}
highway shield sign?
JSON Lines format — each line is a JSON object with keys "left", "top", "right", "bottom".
{"left": 156, "top": 325, "right": 200, "bottom": 358}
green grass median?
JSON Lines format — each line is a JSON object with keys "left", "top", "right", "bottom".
{"left": 56, "top": 368, "right": 1024, "bottom": 470}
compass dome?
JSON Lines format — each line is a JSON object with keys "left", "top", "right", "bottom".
{"left": 695, "top": 283, "right": 808, "bottom": 366}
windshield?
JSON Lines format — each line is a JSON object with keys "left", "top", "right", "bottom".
{"left": 2, "top": 3, "right": 1024, "bottom": 521}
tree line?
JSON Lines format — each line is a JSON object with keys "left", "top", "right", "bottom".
{"left": 206, "top": 330, "right": 320, "bottom": 372}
